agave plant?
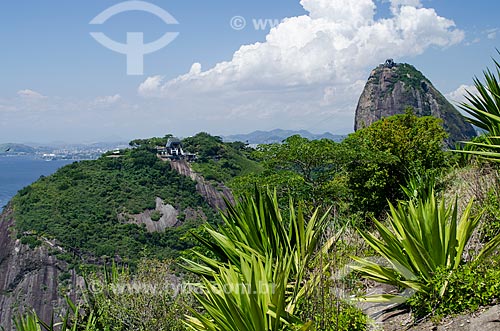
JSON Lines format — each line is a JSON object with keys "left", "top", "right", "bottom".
{"left": 185, "top": 253, "right": 313, "bottom": 331}
{"left": 13, "top": 297, "right": 104, "bottom": 331}
{"left": 457, "top": 52, "right": 500, "bottom": 161}
{"left": 401, "top": 171, "right": 437, "bottom": 202}
{"left": 183, "top": 189, "right": 335, "bottom": 298}
{"left": 185, "top": 190, "right": 330, "bottom": 265}
{"left": 14, "top": 313, "right": 43, "bottom": 331}
{"left": 351, "top": 191, "right": 500, "bottom": 302}
{"left": 183, "top": 188, "right": 340, "bottom": 330}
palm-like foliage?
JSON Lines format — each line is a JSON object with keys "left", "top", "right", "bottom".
{"left": 401, "top": 171, "right": 437, "bottom": 202}
{"left": 14, "top": 314, "right": 43, "bottom": 331}
{"left": 351, "top": 191, "right": 500, "bottom": 302}
{"left": 186, "top": 254, "right": 311, "bottom": 331}
{"left": 13, "top": 297, "right": 105, "bottom": 331}
{"left": 458, "top": 52, "right": 500, "bottom": 161}
{"left": 183, "top": 189, "right": 336, "bottom": 330}
{"left": 184, "top": 189, "right": 330, "bottom": 275}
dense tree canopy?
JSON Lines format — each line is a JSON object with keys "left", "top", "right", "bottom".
{"left": 13, "top": 147, "right": 218, "bottom": 266}
{"left": 344, "top": 109, "right": 448, "bottom": 216}
{"left": 231, "top": 135, "right": 351, "bottom": 213}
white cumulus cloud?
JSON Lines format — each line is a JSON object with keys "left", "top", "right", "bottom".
{"left": 138, "top": 76, "right": 164, "bottom": 97}
{"left": 138, "top": 0, "right": 465, "bottom": 134}
{"left": 445, "top": 84, "right": 478, "bottom": 105}
{"left": 94, "top": 94, "right": 121, "bottom": 105}
{"left": 17, "top": 89, "right": 47, "bottom": 99}
{"left": 387, "top": 0, "right": 422, "bottom": 14}
{"left": 486, "top": 28, "right": 498, "bottom": 40}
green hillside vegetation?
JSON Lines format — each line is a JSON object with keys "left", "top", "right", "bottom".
{"left": 397, "top": 63, "right": 427, "bottom": 91}
{"left": 11, "top": 132, "right": 263, "bottom": 268}
{"left": 130, "top": 132, "right": 263, "bottom": 184}
{"left": 12, "top": 146, "right": 219, "bottom": 266}
{"left": 11, "top": 56, "right": 500, "bottom": 330}
{"left": 182, "top": 132, "right": 263, "bottom": 183}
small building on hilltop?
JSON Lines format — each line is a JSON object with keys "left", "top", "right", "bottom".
{"left": 157, "top": 138, "right": 196, "bottom": 161}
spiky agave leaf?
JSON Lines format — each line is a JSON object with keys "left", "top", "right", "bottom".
{"left": 185, "top": 253, "right": 311, "bottom": 331}
{"left": 183, "top": 188, "right": 336, "bottom": 330}
{"left": 13, "top": 313, "right": 42, "bottom": 331}
{"left": 182, "top": 188, "right": 332, "bottom": 290}
{"left": 351, "top": 191, "right": 498, "bottom": 302}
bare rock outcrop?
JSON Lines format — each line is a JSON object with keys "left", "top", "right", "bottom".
{"left": 123, "top": 197, "right": 180, "bottom": 232}
{"left": 169, "top": 160, "right": 235, "bottom": 210}
{"left": 374, "top": 305, "right": 500, "bottom": 331}
{"left": 354, "top": 60, "right": 476, "bottom": 145}
{"left": 0, "top": 206, "right": 80, "bottom": 330}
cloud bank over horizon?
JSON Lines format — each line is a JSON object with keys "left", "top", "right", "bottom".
{"left": 3, "top": 0, "right": 481, "bottom": 143}
{"left": 137, "top": 0, "right": 464, "bottom": 134}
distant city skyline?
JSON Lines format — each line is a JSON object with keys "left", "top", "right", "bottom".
{"left": 1, "top": 0, "right": 499, "bottom": 143}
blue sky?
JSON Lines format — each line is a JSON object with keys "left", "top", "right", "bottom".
{"left": 1, "top": 0, "right": 499, "bottom": 143}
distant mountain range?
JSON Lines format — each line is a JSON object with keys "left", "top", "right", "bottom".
{"left": 223, "top": 129, "right": 346, "bottom": 144}
{"left": 0, "top": 143, "right": 36, "bottom": 154}
{"left": 0, "top": 142, "right": 128, "bottom": 160}
{"left": 0, "top": 130, "right": 346, "bottom": 155}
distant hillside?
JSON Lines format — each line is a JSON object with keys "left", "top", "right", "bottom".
{"left": 223, "top": 129, "right": 346, "bottom": 144}
{"left": 0, "top": 143, "right": 35, "bottom": 154}
{"left": 0, "top": 132, "right": 262, "bottom": 328}
{"left": 9, "top": 133, "right": 261, "bottom": 265}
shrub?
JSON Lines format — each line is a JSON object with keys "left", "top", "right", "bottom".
{"left": 150, "top": 210, "right": 162, "bottom": 222}
{"left": 85, "top": 260, "right": 190, "bottom": 331}
{"left": 480, "top": 187, "right": 500, "bottom": 241}
{"left": 20, "top": 235, "right": 41, "bottom": 249}
{"left": 14, "top": 297, "right": 106, "bottom": 331}
{"left": 408, "top": 261, "right": 500, "bottom": 318}
{"left": 351, "top": 191, "right": 500, "bottom": 303}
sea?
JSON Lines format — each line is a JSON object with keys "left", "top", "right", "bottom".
{"left": 0, "top": 156, "right": 74, "bottom": 211}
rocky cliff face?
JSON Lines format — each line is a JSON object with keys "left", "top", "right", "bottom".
{"left": 0, "top": 205, "right": 80, "bottom": 330}
{"left": 354, "top": 60, "right": 476, "bottom": 144}
{"left": 169, "top": 160, "right": 235, "bottom": 210}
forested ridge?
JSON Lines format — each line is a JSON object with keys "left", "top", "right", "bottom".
{"left": 7, "top": 58, "right": 500, "bottom": 330}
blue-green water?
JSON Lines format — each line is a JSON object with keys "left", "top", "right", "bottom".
{"left": 0, "top": 156, "right": 74, "bottom": 210}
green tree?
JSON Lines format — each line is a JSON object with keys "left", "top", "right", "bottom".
{"left": 233, "top": 135, "right": 350, "bottom": 212}
{"left": 129, "top": 134, "right": 173, "bottom": 148}
{"left": 344, "top": 109, "right": 448, "bottom": 216}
